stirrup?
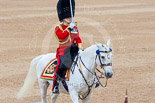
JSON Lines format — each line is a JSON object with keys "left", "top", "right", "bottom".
{"left": 52, "top": 86, "right": 59, "bottom": 94}
{"left": 95, "top": 82, "right": 100, "bottom": 88}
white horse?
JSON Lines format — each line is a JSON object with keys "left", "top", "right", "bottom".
{"left": 17, "top": 40, "right": 113, "bottom": 103}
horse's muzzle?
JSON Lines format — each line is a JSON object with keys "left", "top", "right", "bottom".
{"left": 106, "top": 72, "right": 113, "bottom": 78}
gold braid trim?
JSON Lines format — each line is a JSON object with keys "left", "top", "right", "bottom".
{"left": 54, "top": 25, "right": 71, "bottom": 45}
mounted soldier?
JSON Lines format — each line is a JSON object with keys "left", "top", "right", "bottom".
{"left": 52, "top": 0, "right": 83, "bottom": 93}
{"left": 18, "top": 0, "right": 114, "bottom": 102}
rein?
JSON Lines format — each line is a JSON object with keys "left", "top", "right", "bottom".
{"left": 77, "top": 56, "right": 95, "bottom": 100}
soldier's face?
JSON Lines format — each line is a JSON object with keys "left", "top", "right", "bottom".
{"left": 64, "top": 17, "right": 72, "bottom": 24}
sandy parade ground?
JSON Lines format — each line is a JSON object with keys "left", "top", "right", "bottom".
{"left": 0, "top": 0, "right": 155, "bottom": 103}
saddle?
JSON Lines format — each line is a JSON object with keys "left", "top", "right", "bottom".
{"left": 40, "top": 58, "right": 70, "bottom": 81}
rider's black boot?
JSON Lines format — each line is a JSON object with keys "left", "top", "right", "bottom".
{"left": 53, "top": 81, "right": 59, "bottom": 94}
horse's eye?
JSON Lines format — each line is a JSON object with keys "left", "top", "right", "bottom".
{"left": 101, "top": 56, "right": 105, "bottom": 59}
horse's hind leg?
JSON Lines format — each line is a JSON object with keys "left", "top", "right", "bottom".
{"left": 38, "top": 79, "right": 49, "bottom": 103}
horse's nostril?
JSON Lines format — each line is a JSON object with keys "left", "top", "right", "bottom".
{"left": 107, "top": 73, "right": 110, "bottom": 77}
{"left": 109, "top": 73, "right": 113, "bottom": 78}
{"left": 107, "top": 72, "right": 113, "bottom": 78}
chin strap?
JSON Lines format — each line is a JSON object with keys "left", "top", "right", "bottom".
{"left": 64, "top": 19, "right": 71, "bottom": 24}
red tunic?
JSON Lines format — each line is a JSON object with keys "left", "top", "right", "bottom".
{"left": 55, "top": 24, "right": 82, "bottom": 57}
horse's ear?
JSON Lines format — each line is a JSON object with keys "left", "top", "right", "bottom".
{"left": 107, "top": 40, "right": 111, "bottom": 47}
{"left": 95, "top": 42, "right": 100, "bottom": 48}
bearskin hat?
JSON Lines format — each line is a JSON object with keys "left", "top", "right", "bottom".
{"left": 57, "top": 0, "right": 75, "bottom": 22}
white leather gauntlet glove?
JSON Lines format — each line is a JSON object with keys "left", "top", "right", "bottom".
{"left": 68, "top": 21, "right": 75, "bottom": 30}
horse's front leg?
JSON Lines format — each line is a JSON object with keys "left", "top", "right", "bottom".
{"left": 81, "top": 93, "right": 92, "bottom": 103}
{"left": 69, "top": 90, "right": 79, "bottom": 103}
{"left": 82, "top": 87, "right": 95, "bottom": 103}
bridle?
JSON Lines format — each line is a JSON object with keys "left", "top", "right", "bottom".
{"left": 77, "top": 48, "right": 112, "bottom": 100}
{"left": 95, "top": 49, "right": 112, "bottom": 67}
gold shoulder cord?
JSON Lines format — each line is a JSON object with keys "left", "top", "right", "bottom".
{"left": 54, "top": 25, "right": 71, "bottom": 45}
{"left": 59, "top": 25, "right": 63, "bottom": 31}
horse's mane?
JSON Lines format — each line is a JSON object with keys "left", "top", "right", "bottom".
{"left": 80, "top": 44, "right": 97, "bottom": 56}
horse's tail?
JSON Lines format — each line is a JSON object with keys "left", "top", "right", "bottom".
{"left": 17, "top": 55, "right": 43, "bottom": 99}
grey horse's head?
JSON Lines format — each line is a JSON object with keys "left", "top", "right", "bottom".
{"left": 95, "top": 40, "right": 113, "bottom": 78}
